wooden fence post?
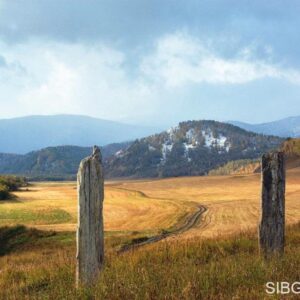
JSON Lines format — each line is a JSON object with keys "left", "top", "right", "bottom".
{"left": 76, "top": 146, "right": 104, "bottom": 286}
{"left": 259, "top": 151, "right": 285, "bottom": 256}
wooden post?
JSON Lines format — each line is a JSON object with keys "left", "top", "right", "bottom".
{"left": 76, "top": 146, "right": 104, "bottom": 286}
{"left": 259, "top": 151, "right": 285, "bottom": 256}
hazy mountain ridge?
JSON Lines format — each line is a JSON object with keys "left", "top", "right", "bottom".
{"left": 0, "top": 115, "right": 158, "bottom": 154}
{"left": 229, "top": 116, "right": 300, "bottom": 138}
{"left": 105, "top": 120, "right": 283, "bottom": 178}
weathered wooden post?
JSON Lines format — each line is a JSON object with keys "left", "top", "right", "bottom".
{"left": 259, "top": 151, "right": 285, "bottom": 256}
{"left": 76, "top": 146, "right": 104, "bottom": 286}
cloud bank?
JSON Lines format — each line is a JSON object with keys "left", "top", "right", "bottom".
{"left": 0, "top": 31, "right": 299, "bottom": 124}
{"left": 141, "top": 33, "right": 300, "bottom": 87}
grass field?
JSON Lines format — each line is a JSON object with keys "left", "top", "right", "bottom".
{"left": 0, "top": 181, "right": 195, "bottom": 237}
{"left": 1, "top": 223, "right": 300, "bottom": 299}
{"left": 1, "top": 167, "right": 300, "bottom": 239}
{"left": 0, "top": 168, "right": 300, "bottom": 299}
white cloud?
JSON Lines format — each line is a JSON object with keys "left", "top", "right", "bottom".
{"left": 0, "top": 41, "right": 156, "bottom": 121}
{"left": 0, "top": 32, "right": 300, "bottom": 122}
{"left": 141, "top": 32, "right": 300, "bottom": 87}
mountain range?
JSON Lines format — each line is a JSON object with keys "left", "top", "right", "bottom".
{"left": 105, "top": 120, "right": 283, "bottom": 178}
{"left": 229, "top": 116, "right": 300, "bottom": 138}
{"left": 2, "top": 115, "right": 299, "bottom": 179}
{"left": 0, "top": 120, "right": 283, "bottom": 179}
{"left": 0, "top": 115, "right": 159, "bottom": 154}
{"left": 1, "top": 114, "right": 300, "bottom": 156}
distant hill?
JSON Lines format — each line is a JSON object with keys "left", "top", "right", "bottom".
{"left": 0, "top": 142, "right": 130, "bottom": 180}
{"left": 0, "top": 115, "right": 159, "bottom": 154}
{"left": 105, "top": 120, "right": 283, "bottom": 178}
{"left": 229, "top": 116, "right": 300, "bottom": 138}
{"left": 0, "top": 120, "right": 287, "bottom": 180}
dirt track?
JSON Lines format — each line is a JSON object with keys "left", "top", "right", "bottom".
{"left": 118, "top": 204, "right": 207, "bottom": 253}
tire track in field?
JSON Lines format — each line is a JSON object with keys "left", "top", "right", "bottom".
{"left": 115, "top": 184, "right": 208, "bottom": 253}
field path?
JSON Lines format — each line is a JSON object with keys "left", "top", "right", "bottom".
{"left": 118, "top": 202, "right": 207, "bottom": 253}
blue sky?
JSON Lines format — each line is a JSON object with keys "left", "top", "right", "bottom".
{"left": 0, "top": 0, "right": 299, "bottom": 126}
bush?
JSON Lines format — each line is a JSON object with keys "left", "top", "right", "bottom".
{"left": 0, "top": 184, "right": 10, "bottom": 200}
{"left": 0, "top": 176, "right": 27, "bottom": 200}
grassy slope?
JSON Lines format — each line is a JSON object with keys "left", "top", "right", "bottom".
{"left": 208, "top": 138, "right": 300, "bottom": 176}
{"left": 282, "top": 138, "right": 300, "bottom": 156}
{"left": 208, "top": 159, "right": 260, "bottom": 176}
{"left": 282, "top": 139, "right": 300, "bottom": 170}
{"left": 0, "top": 223, "right": 300, "bottom": 299}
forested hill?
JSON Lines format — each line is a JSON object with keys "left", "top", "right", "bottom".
{"left": 0, "top": 121, "right": 284, "bottom": 179}
{"left": 105, "top": 120, "right": 283, "bottom": 178}
{"left": 0, "top": 142, "right": 130, "bottom": 180}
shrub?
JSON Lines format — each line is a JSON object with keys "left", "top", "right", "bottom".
{"left": 0, "top": 183, "right": 10, "bottom": 200}
{"left": 0, "top": 176, "right": 28, "bottom": 200}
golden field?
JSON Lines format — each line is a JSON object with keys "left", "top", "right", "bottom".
{"left": 1, "top": 169, "right": 300, "bottom": 299}
{"left": 1, "top": 167, "right": 300, "bottom": 239}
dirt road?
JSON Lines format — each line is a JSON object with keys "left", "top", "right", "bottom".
{"left": 118, "top": 204, "right": 207, "bottom": 253}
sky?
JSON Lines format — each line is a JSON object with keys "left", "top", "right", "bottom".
{"left": 0, "top": 0, "right": 300, "bottom": 127}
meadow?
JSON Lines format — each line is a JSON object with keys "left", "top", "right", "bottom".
{"left": 0, "top": 168, "right": 300, "bottom": 299}
{"left": 2, "top": 168, "right": 300, "bottom": 238}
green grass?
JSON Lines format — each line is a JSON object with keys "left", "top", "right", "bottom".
{"left": 0, "top": 223, "right": 300, "bottom": 299}
{"left": 0, "top": 209, "right": 73, "bottom": 225}
{"left": 0, "top": 225, "right": 57, "bottom": 256}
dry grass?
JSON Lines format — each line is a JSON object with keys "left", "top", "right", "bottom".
{"left": 0, "top": 223, "right": 300, "bottom": 299}
{"left": 1, "top": 169, "right": 300, "bottom": 299}
{"left": 114, "top": 167, "right": 300, "bottom": 239}
{"left": 1, "top": 167, "right": 300, "bottom": 240}
{"left": 0, "top": 181, "right": 193, "bottom": 235}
